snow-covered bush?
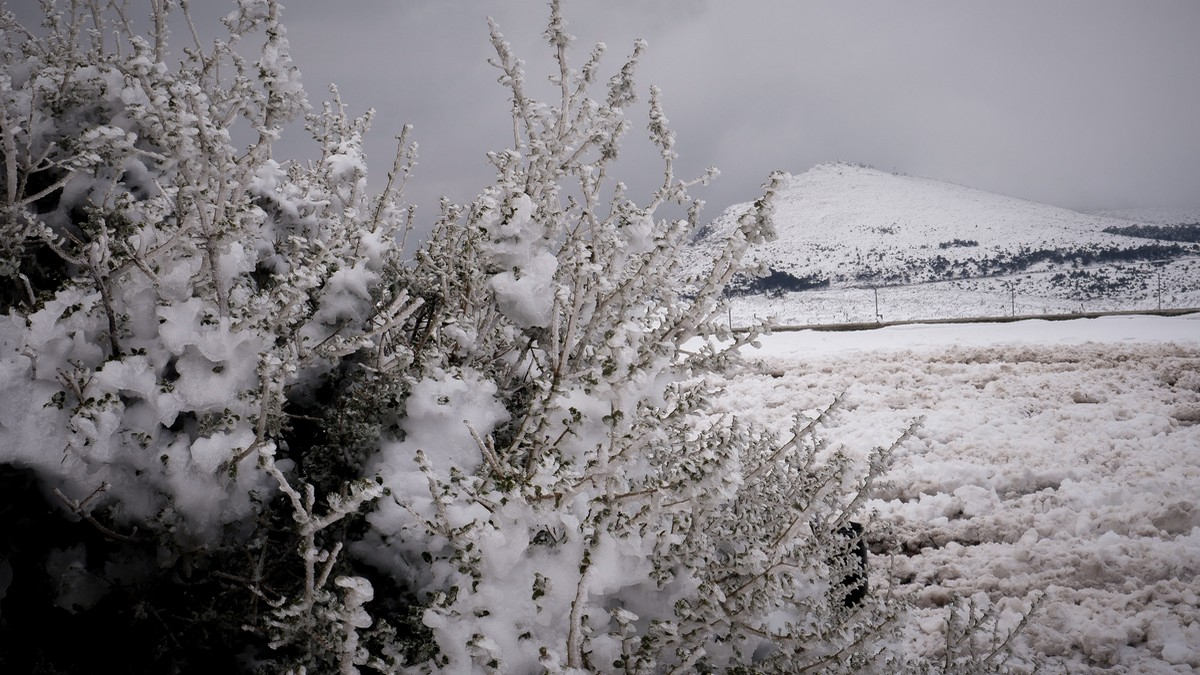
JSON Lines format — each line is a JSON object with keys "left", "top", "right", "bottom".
{"left": 350, "top": 4, "right": 909, "bottom": 672}
{"left": 0, "top": 0, "right": 422, "bottom": 534}
{"left": 0, "top": 1, "right": 415, "bottom": 670}
{"left": 0, "top": 1, "right": 939, "bottom": 672}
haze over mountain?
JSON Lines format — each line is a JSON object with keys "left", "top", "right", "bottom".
{"left": 685, "top": 163, "right": 1200, "bottom": 325}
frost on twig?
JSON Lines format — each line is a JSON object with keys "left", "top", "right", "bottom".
{"left": 52, "top": 482, "right": 145, "bottom": 543}
{"left": 258, "top": 445, "right": 394, "bottom": 673}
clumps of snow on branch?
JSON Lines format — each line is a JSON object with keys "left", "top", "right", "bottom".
{"left": 478, "top": 191, "right": 559, "bottom": 329}
{"left": 0, "top": 0, "right": 417, "bottom": 619}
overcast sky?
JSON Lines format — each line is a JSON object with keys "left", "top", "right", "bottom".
{"left": 16, "top": 1, "right": 1200, "bottom": 220}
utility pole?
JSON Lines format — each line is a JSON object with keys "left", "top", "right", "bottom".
{"left": 1146, "top": 260, "right": 1168, "bottom": 312}
{"left": 873, "top": 287, "right": 881, "bottom": 323}
{"left": 1002, "top": 281, "right": 1015, "bottom": 317}
{"left": 1157, "top": 263, "right": 1163, "bottom": 311}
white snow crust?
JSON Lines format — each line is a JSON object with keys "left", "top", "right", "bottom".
{"left": 711, "top": 313, "right": 1200, "bottom": 671}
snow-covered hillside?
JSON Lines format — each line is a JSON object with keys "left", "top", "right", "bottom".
{"left": 711, "top": 314, "right": 1200, "bottom": 672}
{"left": 686, "top": 164, "right": 1200, "bottom": 325}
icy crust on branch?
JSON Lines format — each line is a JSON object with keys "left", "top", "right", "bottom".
{"left": 366, "top": 368, "right": 507, "bottom": 491}
{"left": 0, "top": 284, "right": 273, "bottom": 540}
{"left": 479, "top": 191, "right": 560, "bottom": 329}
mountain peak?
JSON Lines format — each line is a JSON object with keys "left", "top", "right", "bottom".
{"left": 689, "top": 163, "right": 1157, "bottom": 287}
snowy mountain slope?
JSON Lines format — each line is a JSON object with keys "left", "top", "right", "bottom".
{"left": 689, "top": 163, "right": 1195, "bottom": 288}
{"left": 685, "top": 163, "right": 1200, "bottom": 324}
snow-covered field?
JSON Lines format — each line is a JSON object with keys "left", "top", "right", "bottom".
{"left": 714, "top": 314, "right": 1200, "bottom": 671}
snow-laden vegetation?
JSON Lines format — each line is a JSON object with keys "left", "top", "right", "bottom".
{"left": 0, "top": 1, "right": 965, "bottom": 672}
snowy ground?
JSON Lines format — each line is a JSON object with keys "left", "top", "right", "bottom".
{"left": 713, "top": 314, "right": 1200, "bottom": 672}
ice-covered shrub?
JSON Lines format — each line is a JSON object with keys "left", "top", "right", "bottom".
{"left": 0, "top": 0, "right": 420, "bottom": 540}
{"left": 1, "top": 1, "right": 945, "bottom": 672}
{"left": 352, "top": 4, "right": 908, "bottom": 671}
{"left": 0, "top": 0, "right": 415, "bottom": 670}
{"left": 932, "top": 593, "right": 1042, "bottom": 673}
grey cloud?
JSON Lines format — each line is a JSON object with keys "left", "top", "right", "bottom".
{"left": 10, "top": 0, "right": 1199, "bottom": 221}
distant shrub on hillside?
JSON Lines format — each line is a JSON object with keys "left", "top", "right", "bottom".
{"left": 938, "top": 239, "right": 979, "bottom": 249}
{"left": 1050, "top": 268, "right": 1136, "bottom": 298}
{"left": 730, "top": 268, "right": 830, "bottom": 296}
{"left": 846, "top": 242, "right": 1194, "bottom": 288}
{"left": 1103, "top": 223, "right": 1200, "bottom": 243}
